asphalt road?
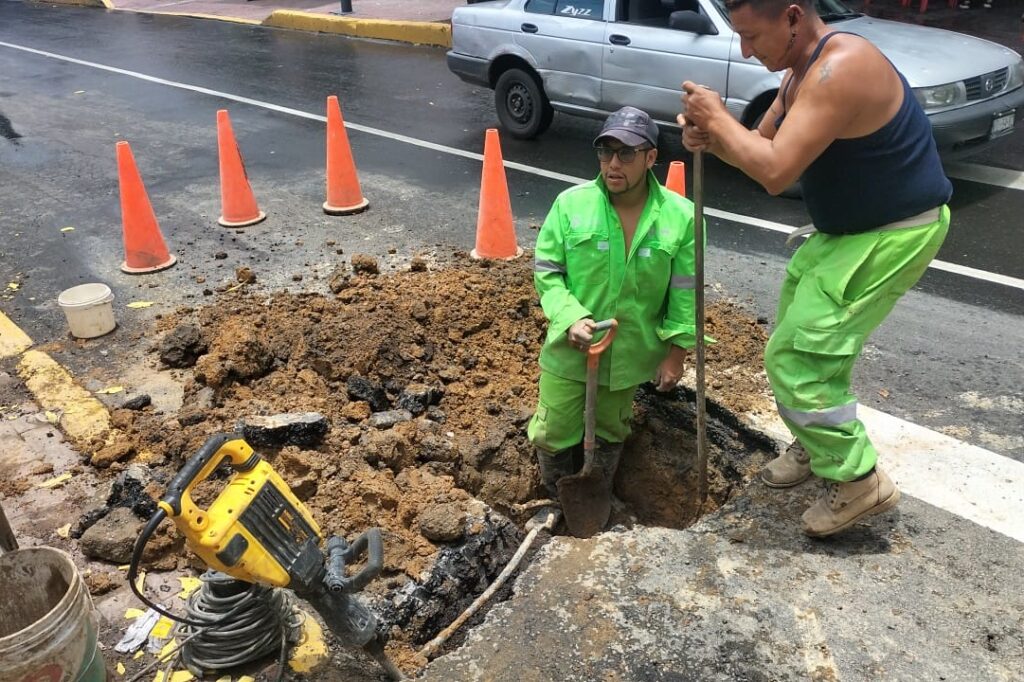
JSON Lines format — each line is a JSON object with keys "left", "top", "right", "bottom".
{"left": 0, "top": 0, "right": 1021, "bottom": 466}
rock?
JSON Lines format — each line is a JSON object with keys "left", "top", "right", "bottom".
{"left": 328, "top": 266, "right": 350, "bottom": 294}
{"left": 351, "top": 254, "right": 379, "bottom": 275}
{"left": 396, "top": 383, "right": 442, "bottom": 416}
{"left": 84, "top": 572, "right": 120, "bottom": 596}
{"left": 239, "top": 412, "right": 329, "bottom": 448}
{"left": 410, "top": 256, "right": 428, "bottom": 272}
{"left": 214, "top": 252, "right": 228, "bottom": 260}
{"left": 178, "top": 411, "right": 206, "bottom": 427}
{"left": 419, "top": 503, "right": 465, "bottom": 543}
{"left": 341, "top": 401, "right": 372, "bottom": 422}
{"left": 121, "top": 394, "right": 152, "bottom": 411}
{"left": 193, "top": 387, "right": 216, "bottom": 410}
{"left": 368, "top": 409, "right": 413, "bottom": 430}
{"left": 438, "top": 366, "right": 463, "bottom": 384}
{"left": 426, "top": 406, "right": 447, "bottom": 424}
{"left": 91, "top": 440, "right": 136, "bottom": 468}
{"left": 236, "top": 266, "right": 257, "bottom": 284}
{"left": 159, "top": 324, "right": 207, "bottom": 368}
{"left": 80, "top": 508, "right": 144, "bottom": 564}
{"left": 346, "top": 376, "right": 389, "bottom": 412}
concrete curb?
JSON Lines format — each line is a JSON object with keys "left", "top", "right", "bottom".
{"left": 262, "top": 10, "right": 451, "bottom": 48}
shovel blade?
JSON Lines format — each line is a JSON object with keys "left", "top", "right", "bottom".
{"left": 557, "top": 467, "right": 611, "bottom": 538}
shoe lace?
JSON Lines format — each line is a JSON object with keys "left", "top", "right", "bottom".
{"left": 824, "top": 480, "right": 839, "bottom": 506}
{"left": 786, "top": 441, "right": 810, "bottom": 464}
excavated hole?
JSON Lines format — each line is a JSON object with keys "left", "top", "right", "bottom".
{"left": 106, "top": 254, "right": 775, "bottom": 677}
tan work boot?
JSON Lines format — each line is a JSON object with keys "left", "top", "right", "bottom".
{"left": 801, "top": 468, "right": 901, "bottom": 537}
{"left": 761, "top": 441, "right": 812, "bottom": 488}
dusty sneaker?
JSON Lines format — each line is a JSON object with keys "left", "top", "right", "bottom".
{"left": 801, "top": 468, "right": 901, "bottom": 537}
{"left": 761, "top": 441, "right": 812, "bottom": 488}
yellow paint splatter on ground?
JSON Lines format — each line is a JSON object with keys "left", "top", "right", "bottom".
{"left": 56, "top": 524, "right": 71, "bottom": 538}
{"left": 177, "top": 576, "right": 202, "bottom": 599}
{"left": 60, "top": 226, "right": 75, "bottom": 232}
{"left": 288, "top": 610, "right": 328, "bottom": 673}
{"left": 116, "top": 662, "right": 126, "bottom": 675}
{"left": 154, "top": 670, "right": 193, "bottom": 682}
{"left": 127, "top": 301, "right": 155, "bottom": 309}
{"left": 150, "top": 615, "right": 174, "bottom": 641}
{"left": 37, "top": 472, "right": 72, "bottom": 489}
{"left": 125, "top": 608, "right": 146, "bottom": 620}
{"left": 96, "top": 385, "right": 125, "bottom": 394}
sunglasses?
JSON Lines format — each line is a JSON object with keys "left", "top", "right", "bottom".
{"left": 595, "top": 145, "right": 653, "bottom": 164}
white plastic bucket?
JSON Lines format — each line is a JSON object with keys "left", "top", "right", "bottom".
{"left": 0, "top": 547, "right": 106, "bottom": 681}
{"left": 57, "top": 284, "right": 116, "bottom": 339}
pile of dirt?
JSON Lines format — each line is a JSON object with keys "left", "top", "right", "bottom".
{"left": 100, "top": 252, "right": 773, "bottom": 672}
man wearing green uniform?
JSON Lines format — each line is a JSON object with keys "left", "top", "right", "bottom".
{"left": 680, "top": 0, "right": 952, "bottom": 536}
{"left": 528, "top": 107, "right": 700, "bottom": 522}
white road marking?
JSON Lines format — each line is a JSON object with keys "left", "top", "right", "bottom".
{"left": 946, "top": 161, "right": 1024, "bottom": 191}
{"left": 749, "top": 408, "right": 1024, "bottom": 544}
{"left": 2, "top": 39, "right": 1022, "bottom": 541}
{"left": 2, "top": 39, "right": 1023, "bottom": 292}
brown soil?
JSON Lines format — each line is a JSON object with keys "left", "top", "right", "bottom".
{"left": 103, "top": 253, "right": 773, "bottom": 675}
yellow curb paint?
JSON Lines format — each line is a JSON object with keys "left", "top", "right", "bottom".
{"left": 0, "top": 310, "right": 33, "bottom": 359}
{"left": 263, "top": 11, "right": 451, "bottom": 48}
{"left": 145, "top": 11, "right": 261, "bottom": 25}
{"left": 28, "top": 0, "right": 109, "bottom": 7}
{"left": 17, "top": 350, "right": 111, "bottom": 447}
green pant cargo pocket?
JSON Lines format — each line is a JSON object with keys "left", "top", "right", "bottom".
{"left": 526, "top": 402, "right": 550, "bottom": 450}
{"left": 793, "top": 327, "right": 864, "bottom": 356}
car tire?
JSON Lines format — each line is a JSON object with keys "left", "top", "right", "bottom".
{"left": 494, "top": 68, "right": 554, "bottom": 139}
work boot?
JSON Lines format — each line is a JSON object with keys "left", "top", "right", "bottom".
{"left": 536, "top": 448, "right": 575, "bottom": 498}
{"left": 801, "top": 467, "right": 901, "bottom": 537}
{"left": 594, "top": 439, "right": 624, "bottom": 493}
{"left": 760, "top": 441, "right": 812, "bottom": 488}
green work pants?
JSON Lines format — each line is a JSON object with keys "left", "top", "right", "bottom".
{"left": 527, "top": 370, "right": 638, "bottom": 453}
{"left": 764, "top": 206, "right": 950, "bottom": 481}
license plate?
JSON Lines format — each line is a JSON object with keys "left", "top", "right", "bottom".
{"left": 990, "top": 110, "right": 1015, "bottom": 139}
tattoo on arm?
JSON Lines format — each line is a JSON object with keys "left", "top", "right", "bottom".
{"left": 819, "top": 61, "right": 833, "bottom": 84}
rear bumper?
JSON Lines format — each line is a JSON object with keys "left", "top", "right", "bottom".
{"left": 446, "top": 51, "right": 491, "bottom": 88}
{"left": 929, "top": 85, "right": 1024, "bottom": 160}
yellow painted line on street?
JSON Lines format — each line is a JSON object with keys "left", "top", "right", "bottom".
{"left": 0, "top": 310, "right": 33, "bottom": 359}
{"left": 263, "top": 11, "right": 451, "bottom": 48}
{"left": 17, "top": 350, "right": 111, "bottom": 447}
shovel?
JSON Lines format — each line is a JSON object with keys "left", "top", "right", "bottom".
{"left": 692, "top": 148, "right": 708, "bottom": 505}
{"left": 557, "top": 318, "right": 618, "bottom": 538}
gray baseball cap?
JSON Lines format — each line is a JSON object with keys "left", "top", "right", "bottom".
{"left": 594, "top": 106, "right": 659, "bottom": 148}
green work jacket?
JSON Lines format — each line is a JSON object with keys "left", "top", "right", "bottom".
{"left": 534, "top": 171, "right": 700, "bottom": 391}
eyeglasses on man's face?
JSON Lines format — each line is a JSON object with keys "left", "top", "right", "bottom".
{"left": 595, "top": 145, "right": 653, "bottom": 164}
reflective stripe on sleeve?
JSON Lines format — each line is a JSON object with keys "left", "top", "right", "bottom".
{"left": 534, "top": 260, "right": 567, "bottom": 274}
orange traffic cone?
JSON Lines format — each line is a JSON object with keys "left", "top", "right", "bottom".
{"left": 217, "top": 109, "right": 266, "bottom": 228}
{"left": 666, "top": 160, "right": 686, "bottom": 197}
{"left": 323, "top": 96, "right": 369, "bottom": 216}
{"left": 116, "top": 141, "right": 176, "bottom": 274}
{"left": 471, "top": 128, "right": 521, "bottom": 260}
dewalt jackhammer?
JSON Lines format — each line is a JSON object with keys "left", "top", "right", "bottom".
{"left": 128, "top": 433, "right": 404, "bottom": 680}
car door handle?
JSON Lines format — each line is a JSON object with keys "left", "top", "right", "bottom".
{"left": 521, "top": 23, "right": 539, "bottom": 33}
{"left": 609, "top": 34, "right": 630, "bottom": 46}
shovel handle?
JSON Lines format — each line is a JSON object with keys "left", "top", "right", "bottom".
{"left": 587, "top": 319, "right": 618, "bottom": 368}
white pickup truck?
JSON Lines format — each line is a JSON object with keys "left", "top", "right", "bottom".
{"left": 447, "top": 0, "right": 1024, "bottom": 159}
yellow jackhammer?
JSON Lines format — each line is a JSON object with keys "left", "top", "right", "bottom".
{"left": 128, "top": 433, "right": 404, "bottom": 680}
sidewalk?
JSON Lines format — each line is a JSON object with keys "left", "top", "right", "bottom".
{"left": 55, "top": 0, "right": 1023, "bottom": 51}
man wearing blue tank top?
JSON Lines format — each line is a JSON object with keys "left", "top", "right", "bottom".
{"left": 678, "top": 0, "right": 952, "bottom": 537}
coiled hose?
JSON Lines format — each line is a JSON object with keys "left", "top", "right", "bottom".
{"left": 177, "top": 571, "right": 302, "bottom": 679}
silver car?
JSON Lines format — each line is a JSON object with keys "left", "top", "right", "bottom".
{"left": 447, "top": 0, "right": 1024, "bottom": 157}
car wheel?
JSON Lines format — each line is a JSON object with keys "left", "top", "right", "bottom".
{"left": 494, "top": 68, "right": 554, "bottom": 139}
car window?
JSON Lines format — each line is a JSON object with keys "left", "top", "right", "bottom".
{"left": 525, "top": 0, "right": 557, "bottom": 14}
{"left": 553, "top": 0, "right": 603, "bottom": 20}
{"left": 708, "top": 0, "right": 859, "bottom": 23}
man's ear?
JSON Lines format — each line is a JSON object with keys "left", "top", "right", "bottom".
{"left": 647, "top": 148, "right": 658, "bottom": 169}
